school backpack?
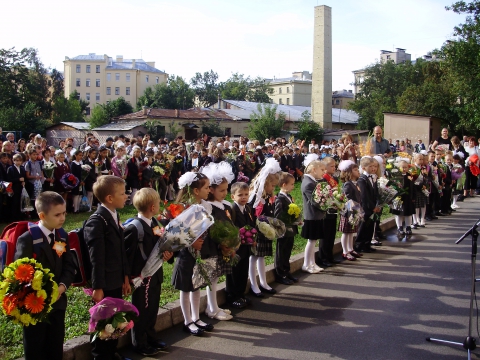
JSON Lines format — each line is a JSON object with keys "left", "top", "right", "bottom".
{"left": 123, "top": 218, "right": 149, "bottom": 261}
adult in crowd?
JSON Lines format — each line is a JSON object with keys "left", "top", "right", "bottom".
{"left": 0, "top": 127, "right": 6, "bottom": 142}
{"left": 371, "top": 126, "right": 390, "bottom": 155}
{"left": 337, "top": 133, "right": 358, "bottom": 163}
{"left": 460, "top": 136, "right": 480, "bottom": 200}
{"left": 414, "top": 139, "right": 425, "bottom": 153}
{"left": 79, "top": 132, "right": 94, "bottom": 151}
{"left": 431, "top": 128, "right": 452, "bottom": 151}
{"left": 405, "top": 139, "right": 414, "bottom": 154}
{"left": 451, "top": 136, "right": 468, "bottom": 161}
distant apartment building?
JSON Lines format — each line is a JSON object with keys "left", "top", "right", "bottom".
{"left": 332, "top": 89, "right": 354, "bottom": 109}
{"left": 266, "top": 71, "right": 313, "bottom": 106}
{"left": 64, "top": 53, "right": 168, "bottom": 115}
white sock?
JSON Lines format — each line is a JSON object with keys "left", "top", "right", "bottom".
{"left": 190, "top": 290, "right": 207, "bottom": 326}
{"left": 347, "top": 234, "right": 354, "bottom": 252}
{"left": 180, "top": 291, "right": 195, "bottom": 328}
{"left": 257, "top": 257, "right": 271, "bottom": 290}
{"left": 249, "top": 256, "right": 260, "bottom": 293}
{"left": 453, "top": 195, "right": 458, "bottom": 206}
{"left": 87, "top": 191, "right": 94, "bottom": 210}
{"left": 304, "top": 240, "right": 316, "bottom": 268}
{"left": 395, "top": 215, "right": 403, "bottom": 230}
{"left": 405, "top": 216, "right": 412, "bottom": 227}
{"left": 73, "top": 195, "right": 80, "bottom": 212}
{"left": 420, "top": 206, "right": 426, "bottom": 225}
{"left": 415, "top": 208, "right": 420, "bottom": 223}
{"left": 206, "top": 277, "right": 219, "bottom": 314}
{"left": 341, "top": 234, "right": 348, "bottom": 254}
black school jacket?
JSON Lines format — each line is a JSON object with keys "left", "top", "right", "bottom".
{"left": 274, "top": 193, "right": 298, "bottom": 237}
{"left": 231, "top": 202, "right": 256, "bottom": 259}
{"left": 14, "top": 229, "right": 76, "bottom": 310}
{"left": 357, "top": 174, "right": 378, "bottom": 218}
{"left": 7, "top": 165, "right": 26, "bottom": 192}
{"left": 84, "top": 206, "right": 129, "bottom": 291}
{"left": 124, "top": 216, "right": 163, "bottom": 284}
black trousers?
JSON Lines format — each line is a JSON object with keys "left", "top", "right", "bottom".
{"left": 23, "top": 309, "right": 65, "bottom": 360}
{"left": 355, "top": 218, "right": 375, "bottom": 252}
{"left": 225, "top": 245, "right": 250, "bottom": 301}
{"left": 131, "top": 277, "right": 162, "bottom": 348}
{"left": 426, "top": 190, "right": 441, "bottom": 216}
{"left": 275, "top": 236, "right": 295, "bottom": 277}
{"left": 318, "top": 215, "right": 337, "bottom": 262}
{"left": 91, "top": 287, "right": 122, "bottom": 360}
{"left": 441, "top": 188, "right": 452, "bottom": 213}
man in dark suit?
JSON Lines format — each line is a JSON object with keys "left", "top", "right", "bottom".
{"left": 355, "top": 158, "right": 381, "bottom": 253}
{"left": 14, "top": 192, "right": 76, "bottom": 360}
{"left": 226, "top": 182, "right": 255, "bottom": 307}
{"left": 84, "top": 175, "right": 131, "bottom": 360}
{"left": 8, "top": 153, "right": 27, "bottom": 221}
{"left": 124, "top": 188, "right": 171, "bottom": 356}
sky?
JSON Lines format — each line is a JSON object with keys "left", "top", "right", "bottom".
{"left": 1, "top": 0, "right": 466, "bottom": 90}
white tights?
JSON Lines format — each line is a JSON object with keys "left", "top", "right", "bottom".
{"left": 249, "top": 256, "right": 272, "bottom": 293}
{"left": 179, "top": 291, "right": 206, "bottom": 330}
{"left": 303, "top": 240, "right": 317, "bottom": 268}
{"left": 206, "top": 277, "right": 229, "bottom": 318}
{"left": 87, "top": 191, "right": 94, "bottom": 211}
{"left": 452, "top": 195, "right": 459, "bottom": 207}
{"left": 395, "top": 215, "right": 412, "bottom": 230}
{"left": 413, "top": 207, "right": 426, "bottom": 225}
{"left": 72, "top": 195, "right": 81, "bottom": 212}
{"left": 340, "top": 233, "right": 354, "bottom": 254}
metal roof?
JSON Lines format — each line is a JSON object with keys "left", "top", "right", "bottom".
{"left": 60, "top": 122, "right": 91, "bottom": 130}
{"left": 93, "top": 120, "right": 148, "bottom": 131}
{"left": 70, "top": 54, "right": 105, "bottom": 61}
{"left": 265, "top": 77, "right": 312, "bottom": 84}
{"left": 219, "top": 100, "right": 359, "bottom": 124}
{"left": 106, "top": 60, "right": 165, "bottom": 74}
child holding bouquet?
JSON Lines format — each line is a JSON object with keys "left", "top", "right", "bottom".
{"left": 53, "top": 150, "right": 70, "bottom": 202}
{"left": 70, "top": 149, "right": 83, "bottom": 213}
{"left": 390, "top": 160, "right": 415, "bottom": 237}
{"left": 171, "top": 172, "right": 211, "bottom": 336}
{"left": 42, "top": 148, "right": 55, "bottom": 191}
{"left": 411, "top": 153, "right": 430, "bottom": 229}
{"left": 441, "top": 154, "right": 453, "bottom": 215}
{"left": 338, "top": 160, "right": 362, "bottom": 260}
{"left": 274, "top": 172, "right": 300, "bottom": 284}
{"left": 201, "top": 161, "right": 236, "bottom": 320}
{"left": 248, "top": 158, "right": 281, "bottom": 296}
{"left": 84, "top": 148, "right": 98, "bottom": 211}
{"left": 301, "top": 154, "right": 326, "bottom": 273}
{"left": 451, "top": 154, "right": 464, "bottom": 209}
{"left": 111, "top": 146, "right": 128, "bottom": 180}
{"left": 127, "top": 146, "right": 142, "bottom": 202}
{"left": 226, "top": 181, "right": 256, "bottom": 308}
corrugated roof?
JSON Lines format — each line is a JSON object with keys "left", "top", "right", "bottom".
{"left": 70, "top": 54, "right": 105, "bottom": 61}
{"left": 116, "top": 108, "right": 232, "bottom": 121}
{"left": 265, "top": 77, "right": 312, "bottom": 84}
{"left": 106, "top": 60, "right": 165, "bottom": 74}
{"left": 93, "top": 120, "right": 148, "bottom": 131}
{"left": 332, "top": 90, "right": 354, "bottom": 98}
{"left": 60, "top": 122, "right": 91, "bottom": 130}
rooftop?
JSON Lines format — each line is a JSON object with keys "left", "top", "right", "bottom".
{"left": 115, "top": 108, "right": 232, "bottom": 121}
{"left": 68, "top": 53, "right": 106, "bottom": 61}
{"left": 106, "top": 59, "right": 165, "bottom": 74}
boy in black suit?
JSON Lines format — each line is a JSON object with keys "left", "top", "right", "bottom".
{"left": 8, "top": 153, "right": 26, "bottom": 221}
{"left": 14, "top": 191, "right": 76, "bottom": 360}
{"left": 124, "top": 188, "right": 172, "bottom": 356}
{"left": 84, "top": 175, "right": 131, "bottom": 360}
{"left": 274, "top": 172, "right": 299, "bottom": 285}
{"left": 355, "top": 157, "right": 382, "bottom": 253}
{"left": 226, "top": 182, "right": 255, "bottom": 308}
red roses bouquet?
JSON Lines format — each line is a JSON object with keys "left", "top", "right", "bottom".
{"left": 60, "top": 173, "right": 79, "bottom": 190}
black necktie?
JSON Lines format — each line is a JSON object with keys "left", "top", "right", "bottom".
{"left": 48, "top": 233, "right": 54, "bottom": 244}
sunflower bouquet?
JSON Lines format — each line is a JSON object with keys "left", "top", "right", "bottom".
{"left": 0, "top": 258, "right": 59, "bottom": 326}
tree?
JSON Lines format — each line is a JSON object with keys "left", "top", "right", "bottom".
{"left": 246, "top": 104, "right": 285, "bottom": 143}
{"left": 0, "top": 103, "right": 50, "bottom": 135}
{"left": 296, "top": 111, "right": 324, "bottom": 143}
{"left": 136, "top": 75, "right": 195, "bottom": 110}
{"left": 52, "top": 95, "right": 84, "bottom": 124}
{"left": 88, "top": 97, "right": 133, "bottom": 129}
{"left": 248, "top": 76, "right": 274, "bottom": 103}
{"left": 219, "top": 73, "right": 273, "bottom": 102}
{"left": 69, "top": 90, "right": 89, "bottom": 114}
{"left": 89, "top": 104, "right": 109, "bottom": 129}
{"left": 190, "top": 70, "right": 220, "bottom": 107}
{"left": 50, "top": 68, "right": 64, "bottom": 100}
{"left": 201, "top": 119, "right": 224, "bottom": 137}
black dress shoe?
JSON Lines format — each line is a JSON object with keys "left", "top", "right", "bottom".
{"left": 375, "top": 233, "right": 387, "bottom": 240}
{"left": 249, "top": 288, "right": 264, "bottom": 298}
{"left": 317, "top": 260, "right": 332, "bottom": 268}
{"left": 114, "top": 353, "right": 133, "bottom": 360}
{"left": 328, "top": 259, "right": 341, "bottom": 264}
{"left": 286, "top": 274, "right": 299, "bottom": 283}
{"left": 229, "top": 297, "right": 248, "bottom": 308}
{"left": 194, "top": 320, "right": 214, "bottom": 332}
{"left": 148, "top": 339, "right": 168, "bottom": 350}
{"left": 242, "top": 296, "right": 251, "bottom": 304}
{"left": 259, "top": 285, "right": 277, "bottom": 294}
{"left": 436, "top": 212, "right": 445, "bottom": 217}
{"left": 134, "top": 346, "right": 161, "bottom": 356}
{"left": 431, "top": 216, "right": 439, "bottom": 220}
{"left": 183, "top": 322, "right": 204, "bottom": 336}
{"left": 363, "top": 247, "right": 376, "bottom": 253}
{"left": 424, "top": 216, "right": 432, "bottom": 221}
{"left": 275, "top": 276, "right": 294, "bottom": 285}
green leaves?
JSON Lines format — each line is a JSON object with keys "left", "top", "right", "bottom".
{"left": 296, "top": 111, "right": 324, "bottom": 143}
{"left": 246, "top": 103, "right": 285, "bottom": 144}
{"left": 136, "top": 75, "right": 195, "bottom": 110}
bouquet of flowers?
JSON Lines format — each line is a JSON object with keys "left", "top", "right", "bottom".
{"left": 341, "top": 200, "right": 365, "bottom": 227}
{"left": 385, "top": 161, "right": 407, "bottom": 196}
{"left": 408, "top": 166, "right": 424, "bottom": 185}
{"left": 79, "top": 164, "right": 92, "bottom": 192}
{"left": 89, "top": 297, "right": 138, "bottom": 341}
{"left": 0, "top": 181, "right": 13, "bottom": 197}
{"left": 115, "top": 158, "right": 127, "bottom": 177}
{"left": 256, "top": 216, "right": 286, "bottom": 240}
{"left": 133, "top": 205, "right": 214, "bottom": 289}
{"left": 60, "top": 173, "right": 79, "bottom": 190}
{"left": 94, "top": 160, "right": 103, "bottom": 175}
{"left": 43, "top": 163, "right": 56, "bottom": 188}
{"left": 435, "top": 144, "right": 450, "bottom": 152}
{"left": 377, "top": 177, "right": 398, "bottom": 207}
{"left": 278, "top": 203, "right": 302, "bottom": 227}
{"left": 158, "top": 203, "right": 185, "bottom": 221}
{"left": 152, "top": 165, "right": 165, "bottom": 179}
{"left": 396, "top": 152, "right": 412, "bottom": 160}
{"left": 391, "top": 196, "right": 404, "bottom": 211}
{"left": 21, "top": 188, "right": 34, "bottom": 213}
{"left": 312, "top": 182, "right": 347, "bottom": 212}
{"left": 451, "top": 164, "right": 464, "bottom": 181}
{"left": 0, "top": 258, "right": 59, "bottom": 326}
{"left": 239, "top": 225, "right": 257, "bottom": 248}
{"left": 237, "top": 171, "right": 249, "bottom": 183}
{"left": 209, "top": 220, "right": 241, "bottom": 266}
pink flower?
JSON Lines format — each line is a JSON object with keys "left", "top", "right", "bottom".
{"left": 125, "top": 320, "right": 134, "bottom": 331}
{"left": 251, "top": 229, "right": 257, "bottom": 234}
{"left": 245, "top": 231, "right": 252, "bottom": 237}
{"left": 239, "top": 228, "right": 246, "bottom": 234}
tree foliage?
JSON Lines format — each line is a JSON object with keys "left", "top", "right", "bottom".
{"left": 201, "top": 119, "right": 224, "bottom": 137}
{"left": 190, "top": 70, "right": 219, "bottom": 107}
{"left": 219, "top": 73, "right": 273, "bottom": 102}
{"left": 246, "top": 104, "right": 285, "bottom": 143}
{"left": 89, "top": 97, "right": 133, "bottom": 129}
{"left": 137, "top": 75, "right": 195, "bottom": 110}
{"left": 296, "top": 111, "right": 324, "bottom": 143}
{"left": 52, "top": 94, "right": 84, "bottom": 124}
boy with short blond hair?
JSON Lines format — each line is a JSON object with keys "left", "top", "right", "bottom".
{"left": 84, "top": 175, "right": 131, "bottom": 359}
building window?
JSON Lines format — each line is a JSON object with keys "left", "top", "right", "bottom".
{"left": 76, "top": 64, "right": 81, "bottom": 73}
{"left": 335, "top": 99, "right": 340, "bottom": 105}
{"left": 86, "top": 79, "right": 91, "bottom": 87}
{"left": 156, "top": 76, "right": 159, "bottom": 84}
{"left": 96, "top": 65, "right": 100, "bottom": 73}
{"left": 279, "top": 87, "right": 282, "bottom": 94}
{"left": 106, "top": 87, "right": 111, "bottom": 95}
{"left": 287, "top": 87, "right": 290, "bottom": 93}
{"left": 279, "top": 98, "right": 283, "bottom": 104}
{"left": 146, "top": 75, "right": 149, "bottom": 82}
{"left": 96, "top": 79, "right": 100, "bottom": 87}
{"left": 115, "top": 87, "right": 120, "bottom": 95}
{"left": 85, "top": 107, "right": 91, "bottom": 116}
{"left": 126, "top": 73, "right": 130, "bottom": 82}
{"left": 106, "top": 73, "right": 111, "bottom": 81}
{"left": 76, "top": 93, "right": 80, "bottom": 100}
{"left": 126, "top": 87, "right": 130, "bottom": 95}
{"left": 95, "top": 93, "right": 100, "bottom": 101}
{"left": 115, "top": 73, "right": 120, "bottom": 81}
{"left": 86, "top": 65, "right": 91, "bottom": 73}
{"left": 76, "top": 78, "right": 80, "bottom": 87}
{"left": 286, "top": 98, "right": 290, "bottom": 105}
{"left": 86, "top": 93, "right": 90, "bottom": 101}
{"left": 224, "top": 128, "right": 231, "bottom": 137}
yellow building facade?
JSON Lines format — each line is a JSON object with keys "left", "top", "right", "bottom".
{"left": 64, "top": 54, "right": 168, "bottom": 114}
{"left": 267, "top": 71, "right": 313, "bottom": 107}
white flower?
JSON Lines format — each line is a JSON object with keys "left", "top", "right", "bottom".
{"left": 117, "top": 321, "right": 129, "bottom": 330}
{"left": 391, "top": 169, "right": 399, "bottom": 173}
{"left": 104, "top": 324, "right": 115, "bottom": 334}
{"left": 98, "top": 330, "right": 109, "bottom": 340}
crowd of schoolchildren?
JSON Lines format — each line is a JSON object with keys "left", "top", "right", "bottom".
{"left": 4, "top": 129, "right": 479, "bottom": 360}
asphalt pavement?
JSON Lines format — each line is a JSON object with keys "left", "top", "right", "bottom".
{"left": 125, "top": 198, "right": 480, "bottom": 360}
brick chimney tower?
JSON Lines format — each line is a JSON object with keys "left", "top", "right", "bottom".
{"left": 311, "top": 5, "right": 332, "bottom": 129}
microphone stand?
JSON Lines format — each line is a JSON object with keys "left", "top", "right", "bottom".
{"left": 426, "top": 218, "right": 480, "bottom": 359}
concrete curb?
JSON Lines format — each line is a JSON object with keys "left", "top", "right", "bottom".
{"left": 61, "top": 216, "right": 396, "bottom": 359}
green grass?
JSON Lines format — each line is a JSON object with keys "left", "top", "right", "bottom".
{"left": 0, "top": 183, "right": 392, "bottom": 360}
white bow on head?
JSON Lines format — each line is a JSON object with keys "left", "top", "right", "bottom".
{"left": 248, "top": 158, "right": 282, "bottom": 208}
{"left": 200, "top": 161, "right": 235, "bottom": 185}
